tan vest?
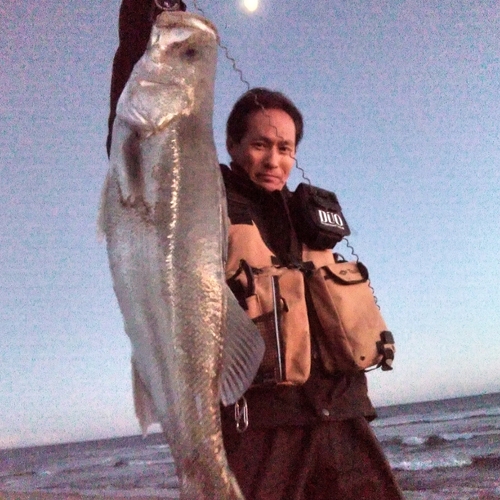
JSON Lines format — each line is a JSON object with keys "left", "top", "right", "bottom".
{"left": 226, "top": 223, "right": 395, "bottom": 386}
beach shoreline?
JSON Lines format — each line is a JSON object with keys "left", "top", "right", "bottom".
{"left": 0, "top": 488, "right": 422, "bottom": 500}
{"left": 0, "top": 491, "right": 423, "bottom": 500}
{"left": 0, "top": 490, "right": 179, "bottom": 499}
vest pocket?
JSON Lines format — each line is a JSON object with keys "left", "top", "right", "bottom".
{"left": 306, "top": 260, "right": 395, "bottom": 372}
{"left": 227, "top": 261, "right": 311, "bottom": 386}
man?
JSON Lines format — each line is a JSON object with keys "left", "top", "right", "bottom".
{"left": 219, "top": 88, "right": 404, "bottom": 500}
{"left": 108, "top": 4, "right": 404, "bottom": 499}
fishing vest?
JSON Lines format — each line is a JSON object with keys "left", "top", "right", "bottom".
{"left": 226, "top": 222, "right": 395, "bottom": 387}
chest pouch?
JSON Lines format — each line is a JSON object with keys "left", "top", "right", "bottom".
{"left": 289, "top": 183, "right": 351, "bottom": 250}
{"left": 227, "top": 260, "right": 311, "bottom": 386}
{"left": 306, "top": 254, "right": 395, "bottom": 373}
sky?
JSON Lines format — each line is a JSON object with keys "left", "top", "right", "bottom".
{"left": 1, "top": 0, "right": 498, "bottom": 449}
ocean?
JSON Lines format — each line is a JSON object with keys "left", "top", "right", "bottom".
{"left": 375, "top": 392, "right": 500, "bottom": 499}
{"left": 1, "top": 392, "right": 499, "bottom": 499}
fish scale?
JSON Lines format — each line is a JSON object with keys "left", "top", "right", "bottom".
{"left": 100, "top": 11, "right": 264, "bottom": 500}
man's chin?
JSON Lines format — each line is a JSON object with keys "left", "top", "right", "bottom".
{"left": 254, "top": 176, "right": 283, "bottom": 192}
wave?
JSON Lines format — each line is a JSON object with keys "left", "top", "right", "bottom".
{"left": 382, "top": 431, "right": 480, "bottom": 447}
{"left": 391, "top": 455, "right": 472, "bottom": 471}
{"left": 391, "top": 453, "right": 500, "bottom": 472}
{"left": 120, "top": 458, "right": 175, "bottom": 467}
{"left": 373, "top": 406, "right": 500, "bottom": 429}
{"left": 147, "top": 444, "right": 170, "bottom": 451}
{"left": 33, "top": 456, "right": 116, "bottom": 476}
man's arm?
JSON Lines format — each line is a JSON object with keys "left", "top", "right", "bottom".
{"left": 107, "top": 0, "right": 160, "bottom": 156}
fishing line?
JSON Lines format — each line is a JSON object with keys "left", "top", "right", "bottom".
{"left": 192, "top": 0, "right": 251, "bottom": 92}
{"left": 188, "top": 1, "right": 310, "bottom": 185}
{"left": 187, "top": 4, "right": 374, "bottom": 306}
{"left": 343, "top": 237, "right": 359, "bottom": 262}
{"left": 295, "top": 161, "right": 311, "bottom": 185}
{"left": 342, "top": 237, "right": 380, "bottom": 308}
{"left": 191, "top": 0, "right": 206, "bottom": 17}
{"left": 185, "top": 3, "right": 375, "bottom": 306}
{"left": 155, "top": 1, "right": 310, "bottom": 185}
{"left": 219, "top": 43, "right": 252, "bottom": 91}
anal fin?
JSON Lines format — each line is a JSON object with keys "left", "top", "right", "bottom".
{"left": 132, "top": 358, "right": 159, "bottom": 436}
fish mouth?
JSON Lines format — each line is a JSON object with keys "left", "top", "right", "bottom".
{"left": 155, "top": 11, "right": 219, "bottom": 42}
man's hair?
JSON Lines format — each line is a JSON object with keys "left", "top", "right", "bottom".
{"left": 226, "top": 88, "right": 304, "bottom": 146}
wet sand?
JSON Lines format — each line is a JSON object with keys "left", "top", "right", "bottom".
{"left": 0, "top": 488, "right": 421, "bottom": 500}
{"left": 0, "top": 490, "right": 179, "bottom": 499}
{"left": 0, "top": 489, "right": 417, "bottom": 500}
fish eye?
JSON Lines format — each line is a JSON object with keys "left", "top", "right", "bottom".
{"left": 184, "top": 48, "right": 198, "bottom": 59}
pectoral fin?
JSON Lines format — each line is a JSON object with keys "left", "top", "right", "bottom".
{"left": 109, "top": 119, "right": 145, "bottom": 208}
{"left": 219, "top": 285, "right": 265, "bottom": 406}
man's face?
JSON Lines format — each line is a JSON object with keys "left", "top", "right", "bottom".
{"left": 227, "top": 108, "right": 296, "bottom": 192}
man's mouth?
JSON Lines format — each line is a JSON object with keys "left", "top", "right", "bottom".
{"left": 257, "top": 174, "right": 280, "bottom": 182}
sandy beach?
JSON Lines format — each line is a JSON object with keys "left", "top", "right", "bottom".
{"left": 0, "top": 490, "right": 179, "bottom": 500}
{"left": 0, "top": 488, "right": 423, "bottom": 500}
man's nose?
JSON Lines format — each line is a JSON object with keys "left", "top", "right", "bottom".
{"left": 264, "top": 147, "right": 280, "bottom": 168}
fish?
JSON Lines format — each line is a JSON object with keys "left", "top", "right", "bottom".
{"left": 99, "top": 11, "right": 264, "bottom": 500}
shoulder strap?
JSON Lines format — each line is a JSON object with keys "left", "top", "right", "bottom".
{"left": 227, "top": 223, "right": 278, "bottom": 277}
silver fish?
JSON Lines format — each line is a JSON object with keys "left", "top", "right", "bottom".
{"left": 99, "top": 11, "right": 264, "bottom": 500}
